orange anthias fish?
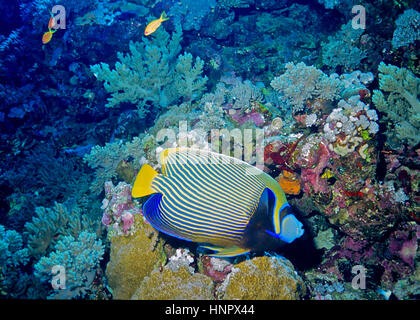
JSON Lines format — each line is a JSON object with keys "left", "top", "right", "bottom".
{"left": 48, "top": 16, "right": 56, "bottom": 29}
{"left": 42, "top": 15, "right": 57, "bottom": 44}
{"left": 144, "top": 11, "right": 169, "bottom": 36}
{"left": 42, "top": 29, "right": 56, "bottom": 44}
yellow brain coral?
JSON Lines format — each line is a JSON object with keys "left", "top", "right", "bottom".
{"left": 132, "top": 266, "right": 215, "bottom": 300}
{"left": 106, "top": 215, "right": 166, "bottom": 299}
{"left": 220, "top": 256, "right": 306, "bottom": 300}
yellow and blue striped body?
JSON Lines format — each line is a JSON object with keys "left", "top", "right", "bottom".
{"left": 133, "top": 148, "right": 304, "bottom": 257}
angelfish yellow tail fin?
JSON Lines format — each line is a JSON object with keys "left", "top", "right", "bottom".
{"left": 132, "top": 164, "right": 158, "bottom": 198}
{"left": 160, "top": 11, "right": 169, "bottom": 21}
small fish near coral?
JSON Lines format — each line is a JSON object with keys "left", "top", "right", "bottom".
{"left": 42, "top": 13, "right": 57, "bottom": 44}
{"left": 144, "top": 11, "right": 169, "bottom": 36}
{"left": 131, "top": 148, "right": 305, "bottom": 258}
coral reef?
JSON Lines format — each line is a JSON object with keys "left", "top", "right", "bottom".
{"left": 372, "top": 62, "right": 420, "bottom": 147}
{"left": 321, "top": 21, "right": 367, "bottom": 72}
{"left": 24, "top": 202, "right": 101, "bottom": 258}
{"left": 105, "top": 215, "right": 166, "bottom": 299}
{"left": 270, "top": 62, "right": 342, "bottom": 113}
{"left": 0, "top": 0, "right": 418, "bottom": 302}
{"left": 132, "top": 266, "right": 214, "bottom": 300}
{"left": 101, "top": 181, "right": 141, "bottom": 236}
{"left": 34, "top": 231, "right": 104, "bottom": 299}
{"left": 218, "top": 255, "right": 306, "bottom": 300}
{"left": 392, "top": 9, "right": 420, "bottom": 49}
{"left": 91, "top": 25, "right": 207, "bottom": 117}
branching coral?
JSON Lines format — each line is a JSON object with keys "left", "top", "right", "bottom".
{"left": 175, "top": 52, "right": 208, "bottom": 102}
{"left": 230, "top": 79, "right": 263, "bottom": 111}
{"left": 34, "top": 231, "right": 104, "bottom": 299}
{"left": 270, "top": 62, "right": 342, "bottom": 113}
{"left": 91, "top": 25, "right": 207, "bottom": 117}
{"left": 0, "top": 225, "right": 31, "bottom": 298}
{"left": 24, "top": 202, "right": 101, "bottom": 258}
{"left": 321, "top": 21, "right": 367, "bottom": 72}
{"left": 392, "top": 9, "right": 420, "bottom": 49}
{"left": 372, "top": 62, "right": 420, "bottom": 146}
{"left": 0, "top": 225, "right": 29, "bottom": 270}
{"left": 196, "top": 102, "right": 227, "bottom": 133}
{"left": 83, "top": 137, "right": 145, "bottom": 195}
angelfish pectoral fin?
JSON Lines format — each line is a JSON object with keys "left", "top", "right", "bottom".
{"left": 200, "top": 245, "right": 251, "bottom": 258}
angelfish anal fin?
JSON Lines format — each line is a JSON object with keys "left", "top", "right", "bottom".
{"left": 200, "top": 245, "right": 251, "bottom": 258}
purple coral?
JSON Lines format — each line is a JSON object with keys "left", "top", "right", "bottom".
{"left": 121, "top": 211, "right": 135, "bottom": 234}
{"left": 101, "top": 181, "right": 140, "bottom": 235}
{"left": 389, "top": 227, "right": 418, "bottom": 267}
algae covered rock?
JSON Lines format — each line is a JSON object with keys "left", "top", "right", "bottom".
{"left": 106, "top": 215, "right": 166, "bottom": 299}
{"left": 132, "top": 266, "right": 215, "bottom": 300}
{"left": 219, "top": 256, "right": 306, "bottom": 300}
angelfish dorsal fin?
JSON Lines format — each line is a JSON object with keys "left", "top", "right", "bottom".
{"left": 132, "top": 164, "right": 158, "bottom": 198}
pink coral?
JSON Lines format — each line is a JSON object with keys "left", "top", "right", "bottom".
{"left": 398, "top": 237, "right": 418, "bottom": 266}
{"left": 121, "top": 211, "right": 135, "bottom": 234}
{"left": 101, "top": 181, "right": 140, "bottom": 235}
{"left": 229, "top": 109, "right": 265, "bottom": 127}
{"left": 300, "top": 141, "right": 332, "bottom": 194}
{"left": 389, "top": 227, "right": 419, "bottom": 267}
{"left": 102, "top": 212, "right": 112, "bottom": 226}
{"left": 201, "top": 256, "right": 232, "bottom": 283}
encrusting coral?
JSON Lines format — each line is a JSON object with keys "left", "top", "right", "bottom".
{"left": 277, "top": 170, "right": 301, "bottom": 195}
{"left": 105, "top": 214, "right": 166, "bottom": 299}
{"left": 218, "top": 255, "right": 306, "bottom": 300}
{"left": 131, "top": 266, "right": 215, "bottom": 300}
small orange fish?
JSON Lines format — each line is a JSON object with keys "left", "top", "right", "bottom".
{"left": 144, "top": 11, "right": 169, "bottom": 36}
{"left": 48, "top": 16, "right": 56, "bottom": 29}
{"left": 42, "top": 29, "right": 56, "bottom": 44}
{"left": 42, "top": 13, "right": 57, "bottom": 45}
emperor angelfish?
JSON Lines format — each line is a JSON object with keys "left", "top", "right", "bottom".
{"left": 132, "top": 148, "right": 304, "bottom": 258}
